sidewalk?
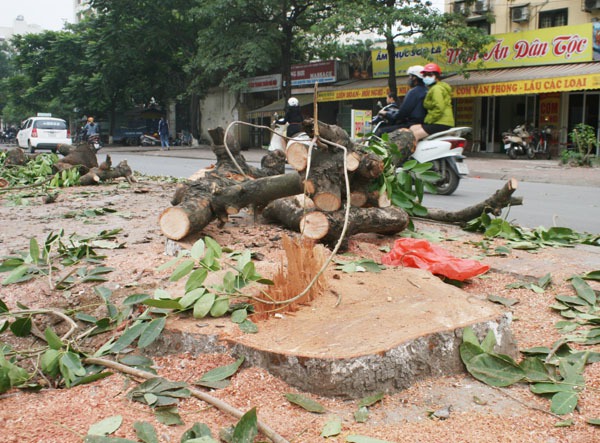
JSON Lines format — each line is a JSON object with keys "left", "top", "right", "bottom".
{"left": 102, "top": 144, "right": 600, "bottom": 187}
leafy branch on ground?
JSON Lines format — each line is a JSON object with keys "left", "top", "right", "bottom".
{"left": 462, "top": 273, "right": 600, "bottom": 424}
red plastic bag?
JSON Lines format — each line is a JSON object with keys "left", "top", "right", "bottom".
{"left": 381, "top": 238, "right": 489, "bottom": 281}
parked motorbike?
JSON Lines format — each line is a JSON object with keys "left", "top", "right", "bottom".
{"left": 530, "top": 125, "right": 552, "bottom": 159}
{"left": 140, "top": 133, "right": 160, "bottom": 146}
{"left": 503, "top": 124, "right": 534, "bottom": 159}
{"left": 88, "top": 134, "right": 102, "bottom": 152}
{"left": 371, "top": 120, "right": 470, "bottom": 196}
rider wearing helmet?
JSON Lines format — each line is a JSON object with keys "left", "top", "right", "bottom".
{"left": 278, "top": 97, "right": 304, "bottom": 137}
{"left": 409, "top": 62, "right": 455, "bottom": 141}
{"left": 375, "top": 66, "right": 427, "bottom": 136}
{"left": 83, "top": 116, "right": 100, "bottom": 141}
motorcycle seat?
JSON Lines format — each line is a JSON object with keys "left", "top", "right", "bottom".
{"left": 423, "top": 127, "right": 472, "bottom": 140}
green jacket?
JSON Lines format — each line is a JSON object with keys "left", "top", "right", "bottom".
{"left": 423, "top": 81, "right": 455, "bottom": 127}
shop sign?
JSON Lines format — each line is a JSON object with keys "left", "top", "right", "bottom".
{"left": 291, "top": 61, "right": 337, "bottom": 86}
{"left": 351, "top": 110, "right": 372, "bottom": 138}
{"left": 245, "top": 74, "right": 281, "bottom": 92}
{"left": 452, "top": 74, "right": 599, "bottom": 98}
{"left": 372, "top": 23, "right": 594, "bottom": 77}
{"left": 318, "top": 85, "right": 410, "bottom": 102}
{"left": 538, "top": 93, "right": 560, "bottom": 126}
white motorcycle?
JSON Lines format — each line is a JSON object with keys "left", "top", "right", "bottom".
{"left": 371, "top": 121, "right": 470, "bottom": 195}
{"left": 503, "top": 124, "right": 534, "bottom": 159}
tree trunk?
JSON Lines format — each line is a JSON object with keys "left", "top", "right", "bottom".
{"left": 263, "top": 196, "right": 410, "bottom": 248}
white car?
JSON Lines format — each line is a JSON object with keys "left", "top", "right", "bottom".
{"left": 17, "top": 116, "right": 72, "bottom": 153}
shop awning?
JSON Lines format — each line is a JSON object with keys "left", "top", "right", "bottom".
{"left": 308, "top": 62, "right": 600, "bottom": 101}
{"left": 247, "top": 94, "right": 314, "bottom": 117}
{"left": 446, "top": 62, "right": 600, "bottom": 97}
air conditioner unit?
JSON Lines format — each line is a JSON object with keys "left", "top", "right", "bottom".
{"left": 585, "top": 0, "right": 600, "bottom": 11}
{"left": 511, "top": 6, "right": 529, "bottom": 22}
{"left": 453, "top": 1, "right": 469, "bottom": 15}
{"left": 473, "top": 0, "right": 489, "bottom": 14}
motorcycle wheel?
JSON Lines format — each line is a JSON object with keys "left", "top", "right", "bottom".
{"left": 527, "top": 147, "right": 535, "bottom": 159}
{"left": 508, "top": 147, "right": 517, "bottom": 159}
{"left": 434, "top": 161, "right": 460, "bottom": 196}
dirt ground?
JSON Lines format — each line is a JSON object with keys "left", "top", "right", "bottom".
{"left": 1, "top": 173, "right": 599, "bottom": 443}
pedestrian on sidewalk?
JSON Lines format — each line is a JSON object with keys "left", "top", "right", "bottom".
{"left": 158, "top": 116, "right": 170, "bottom": 151}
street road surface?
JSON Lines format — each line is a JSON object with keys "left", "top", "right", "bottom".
{"left": 109, "top": 153, "right": 600, "bottom": 234}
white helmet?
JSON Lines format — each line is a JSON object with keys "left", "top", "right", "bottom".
{"left": 288, "top": 97, "right": 299, "bottom": 107}
{"left": 407, "top": 65, "right": 424, "bottom": 79}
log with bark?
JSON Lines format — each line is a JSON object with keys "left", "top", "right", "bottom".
{"left": 79, "top": 155, "right": 135, "bottom": 186}
{"left": 262, "top": 196, "right": 410, "bottom": 247}
{"left": 159, "top": 129, "right": 293, "bottom": 240}
{"left": 54, "top": 144, "right": 98, "bottom": 175}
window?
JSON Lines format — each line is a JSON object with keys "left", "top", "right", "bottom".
{"left": 539, "top": 8, "right": 568, "bottom": 28}
{"left": 468, "top": 18, "right": 491, "bottom": 35}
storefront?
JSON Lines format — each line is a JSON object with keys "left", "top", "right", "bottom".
{"left": 292, "top": 23, "right": 600, "bottom": 155}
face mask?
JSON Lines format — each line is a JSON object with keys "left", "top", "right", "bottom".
{"left": 423, "top": 76, "right": 436, "bottom": 86}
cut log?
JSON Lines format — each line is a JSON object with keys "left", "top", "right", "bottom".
{"left": 286, "top": 141, "right": 310, "bottom": 171}
{"left": 263, "top": 197, "right": 410, "bottom": 247}
{"left": 79, "top": 159, "right": 134, "bottom": 186}
{"left": 160, "top": 173, "right": 303, "bottom": 240}
{"left": 425, "top": 178, "right": 522, "bottom": 223}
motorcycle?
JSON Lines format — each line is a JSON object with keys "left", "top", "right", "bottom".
{"left": 503, "top": 124, "right": 534, "bottom": 159}
{"left": 139, "top": 133, "right": 160, "bottom": 146}
{"left": 371, "top": 120, "right": 470, "bottom": 196}
{"left": 88, "top": 134, "right": 102, "bottom": 152}
{"left": 530, "top": 125, "right": 552, "bottom": 159}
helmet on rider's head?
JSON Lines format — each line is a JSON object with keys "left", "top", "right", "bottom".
{"left": 421, "top": 63, "right": 442, "bottom": 76}
{"left": 406, "top": 65, "right": 424, "bottom": 79}
{"left": 87, "top": 117, "right": 94, "bottom": 123}
{"left": 287, "top": 97, "right": 299, "bottom": 107}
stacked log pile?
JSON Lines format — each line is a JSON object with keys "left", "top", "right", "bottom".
{"left": 159, "top": 121, "right": 521, "bottom": 247}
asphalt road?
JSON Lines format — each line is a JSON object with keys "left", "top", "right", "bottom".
{"left": 104, "top": 151, "right": 599, "bottom": 234}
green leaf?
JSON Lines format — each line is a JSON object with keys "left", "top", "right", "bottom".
{"left": 231, "top": 309, "right": 248, "bottom": 324}
{"left": 193, "top": 293, "right": 216, "bottom": 319}
{"left": 185, "top": 268, "right": 209, "bottom": 292}
{"left": 284, "top": 393, "right": 326, "bottom": 413}
{"left": 465, "top": 353, "right": 524, "bottom": 387}
{"left": 2, "top": 264, "right": 33, "bottom": 285}
{"left": 190, "top": 239, "right": 206, "bottom": 260}
{"left": 204, "top": 236, "right": 222, "bottom": 258}
{"left": 586, "top": 418, "right": 600, "bottom": 425}
{"left": 179, "top": 288, "right": 206, "bottom": 310}
{"left": 462, "top": 327, "right": 480, "bottom": 346}
{"left": 134, "top": 421, "right": 159, "bottom": 443}
{"left": 155, "top": 406, "right": 184, "bottom": 426}
{"left": 44, "top": 327, "right": 64, "bottom": 350}
{"left": 571, "top": 276, "right": 596, "bottom": 305}
{"left": 123, "top": 293, "right": 151, "bottom": 305}
{"left": 209, "top": 296, "right": 230, "bottom": 317}
{"left": 321, "top": 415, "right": 342, "bottom": 437}
{"left": 180, "top": 422, "right": 213, "bottom": 441}
{"left": 519, "top": 357, "right": 551, "bottom": 383}
{"left": 196, "top": 357, "right": 244, "bottom": 387}
{"left": 10, "top": 317, "right": 32, "bottom": 337}
{"left": 84, "top": 436, "right": 138, "bottom": 443}
{"left": 0, "top": 299, "right": 8, "bottom": 313}
{"left": 29, "top": 237, "right": 40, "bottom": 265}
{"left": 138, "top": 317, "right": 166, "bottom": 349}
{"left": 554, "top": 419, "right": 574, "bottom": 427}
{"left": 170, "top": 259, "right": 195, "bottom": 282}
{"left": 111, "top": 322, "right": 147, "bottom": 353}
{"left": 354, "top": 406, "right": 369, "bottom": 423}
{"left": 87, "top": 415, "right": 123, "bottom": 436}
{"left": 487, "top": 294, "right": 519, "bottom": 307}
{"left": 530, "top": 383, "right": 575, "bottom": 394}
{"left": 238, "top": 319, "right": 258, "bottom": 334}
{"left": 358, "top": 392, "right": 384, "bottom": 408}
{"left": 40, "top": 349, "right": 62, "bottom": 377}
{"left": 551, "top": 391, "right": 579, "bottom": 415}
{"left": 582, "top": 271, "right": 600, "bottom": 281}
{"left": 142, "top": 298, "right": 182, "bottom": 310}
{"left": 480, "top": 330, "right": 497, "bottom": 353}
{"left": 459, "top": 341, "right": 484, "bottom": 366}
{"left": 231, "top": 407, "right": 258, "bottom": 443}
